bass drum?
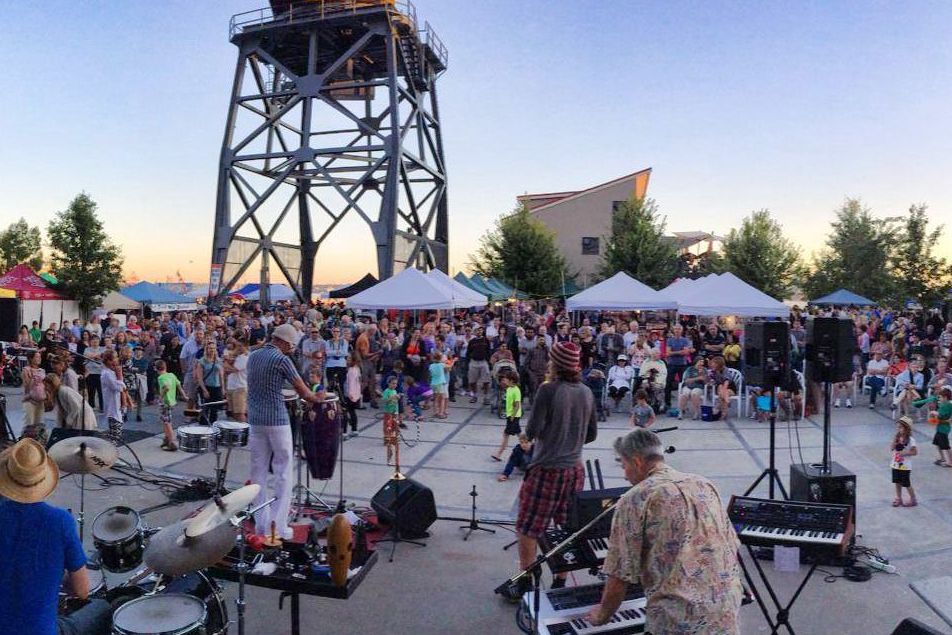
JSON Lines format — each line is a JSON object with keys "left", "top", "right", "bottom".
{"left": 108, "top": 570, "right": 228, "bottom": 635}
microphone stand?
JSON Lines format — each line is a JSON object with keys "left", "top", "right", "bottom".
{"left": 495, "top": 498, "right": 619, "bottom": 635}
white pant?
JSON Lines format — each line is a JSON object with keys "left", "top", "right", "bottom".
{"left": 249, "top": 424, "right": 294, "bottom": 536}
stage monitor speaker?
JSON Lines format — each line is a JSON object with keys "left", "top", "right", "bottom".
{"left": 0, "top": 299, "right": 17, "bottom": 342}
{"left": 371, "top": 477, "right": 436, "bottom": 538}
{"left": 890, "top": 619, "right": 947, "bottom": 635}
{"left": 743, "top": 321, "right": 791, "bottom": 387}
{"left": 790, "top": 461, "right": 856, "bottom": 523}
{"left": 805, "top": 317, "right": 854, "bottom": 384}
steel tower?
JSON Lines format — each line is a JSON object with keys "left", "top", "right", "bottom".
{"left": 208, "top": 0, "right": 449, "bottom": 305}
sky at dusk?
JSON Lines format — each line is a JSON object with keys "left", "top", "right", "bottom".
{"left": 1, "top": 0, "right": 951, "bottom": 285}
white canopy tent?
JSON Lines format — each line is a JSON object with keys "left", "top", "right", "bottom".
{"left": 98, "top": 290, "right": 141, "bottom": 312}
{"left": 426, "top": 269, "right": 487, "bottom": 307}
{"left": 675, "top": 272, "right": 790, "bottom": 317}
{"left": 566, "top": 272, "right": 676, "bottom": 311}
{"left": 347, "top": 268, "right": 484, "bottom": 310}
{"left": 658, "top": 274, "right": 719, "bottom": 303}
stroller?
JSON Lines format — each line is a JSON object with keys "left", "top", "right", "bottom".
{"left": 584, "top": 363, "right": 608, "bottom": 422}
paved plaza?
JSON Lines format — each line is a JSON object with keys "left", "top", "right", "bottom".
{"left": 3, "top": 386, "right": 951, "bottom": 634}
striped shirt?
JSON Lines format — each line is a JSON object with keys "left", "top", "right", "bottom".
{"left": 248, "top": 343, "right": 301, "bottom": 427}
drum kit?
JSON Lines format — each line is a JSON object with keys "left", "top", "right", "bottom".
{"left": 176, "top": 416, "right": 250, "bottom": 495}
{"left": 49, "top": 432, "right": 276, "bottom": 635}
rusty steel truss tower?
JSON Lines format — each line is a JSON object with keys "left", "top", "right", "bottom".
{"left": 208, "top": 0, "right": 449, "bottom": 304}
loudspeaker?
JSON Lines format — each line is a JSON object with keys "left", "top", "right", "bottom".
{"left": 890, "top": 618, "right": 947, "bottom": 635}
{"left": 0, "top": 299, "right": 17, "bottom": 342}
{"left": 370, "top": 477, "right": 436, "bottom": 538}
{"left": 790, "top": 461, "right": 856, "bottom": 523}
{"left": 805, "top": 317, "right": 854, "bottom": 383}
{"left": 743, "top": 321, "right": 790, "bottom": 387}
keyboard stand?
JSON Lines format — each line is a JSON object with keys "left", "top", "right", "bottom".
{"left": 739, "top": 544, "right": 818, "bottom": 635}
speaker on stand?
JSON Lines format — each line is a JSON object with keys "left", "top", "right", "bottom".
{"left": 370, "top": 477, "right": 436, "bottom": 562}
{"left": 742, "top": 321, "right": 792, "bottom": 500}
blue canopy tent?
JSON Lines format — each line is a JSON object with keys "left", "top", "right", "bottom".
{"left": 456, "top": 274, "right": 503, "bottom": 300}
{"left": 809, "top": 289, "right": 876, "bottom": 306}
{"left": 231, "top": 283, "right": 297, "bottom": 302}
{"left": 483, "top": 277, "right": 527, "bottom": 300}
{"left": 121, "top": 281, "right": 196, "bottom": 312}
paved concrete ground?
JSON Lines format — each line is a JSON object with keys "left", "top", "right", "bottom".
{"left": 2, "top": 385, "right": 951, "bottom": 634}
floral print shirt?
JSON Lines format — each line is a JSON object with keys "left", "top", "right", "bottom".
{"left": 603, "top": 464, "right": 743, "bottom": 635}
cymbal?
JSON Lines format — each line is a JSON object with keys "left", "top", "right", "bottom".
{"left": 143, "top": 519, "right": 237, "bottom": 576}
{"left": 49, "top": 437, "right": 118, "bottom": 474}
{"left": 185, "top": 484, "right": 261, "bottom": 538}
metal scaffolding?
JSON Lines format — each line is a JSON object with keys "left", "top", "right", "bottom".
{"left": 208, "top": 0, "right": 449, "bottom": 305}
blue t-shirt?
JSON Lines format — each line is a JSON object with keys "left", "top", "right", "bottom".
{"left": 0, "top": 500, "right": 86, "bottom": 635}
{"left": 666, "top": 337, "right": 692, "bottom": 366}
{"left": 199, "top": 359, "right": 222, "bottom": 388}
{"left": 429, "top": 361, "right": 446, "bottom": 386}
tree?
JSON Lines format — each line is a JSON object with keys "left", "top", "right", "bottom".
{"left": 0, "top": 218, "right": 43, "bottom": 271}
{"left": 718, "top": 209, "right": 802, "bottom": 300}
{"left": 597, "top": 196, "right": 679, "bottom": 289}
{"left": 47, "top": 193, "right": 124, "bottom": 313}
{"left": 468, "top": 204, "right": 569, "bottom": 296}
{"left": 802, "top": 199, "right": 898, "bottom": 303}
{"left": 891, "top": 204, "right": 952, "bottom": 306}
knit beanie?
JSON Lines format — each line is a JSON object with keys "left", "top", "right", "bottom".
{"left": 550, "top": 341, "right": 581, "bottom": 373}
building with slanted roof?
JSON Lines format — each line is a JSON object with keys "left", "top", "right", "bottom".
{"left": 518, "top": 168, "right": 653, "bottom": 287}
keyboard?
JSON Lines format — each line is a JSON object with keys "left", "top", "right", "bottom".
{"left": 523, "top": 582, "right": 646, "bottom": 635}
{"left": 727, "top": 496, "right": 853, "bottom": 556}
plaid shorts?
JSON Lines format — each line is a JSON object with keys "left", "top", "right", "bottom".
{"left": 516, "top": 463, "right": 585, "bottom": 539}
{"left": 159, "top": 403, "right": 173, "bottom": 425}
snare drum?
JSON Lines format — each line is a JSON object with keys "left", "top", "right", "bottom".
{"left": 110, "top": 571, "right": 227, "bottom": 635}
{"left": 215, "top": 420, "right": 249, "bottom": 447}
{"left": 92, "top": 506, "right": 145, "bottom": 572}
{"left": 176, "top": 425, "right": 219, "bottom": 454}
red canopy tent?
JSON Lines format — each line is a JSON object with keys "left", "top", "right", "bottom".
{"left": 0, "top": 264, "right": 66, "bottom": 300}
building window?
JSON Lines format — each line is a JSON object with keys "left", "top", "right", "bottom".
{"left": 581, "top": 237, "right": 600, "bottom": 255}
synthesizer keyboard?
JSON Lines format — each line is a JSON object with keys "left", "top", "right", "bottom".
{"left": 727, "top": 496, "right": 853, "bottom": 556}
{"left": 523, "top": 582, "right": 646, "bottom": 635}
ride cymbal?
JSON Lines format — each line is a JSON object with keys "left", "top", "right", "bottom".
{"left": 49, "top": 437, "right": 117, "bottom": 474}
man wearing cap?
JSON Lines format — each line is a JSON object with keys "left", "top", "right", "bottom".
{"left": 247, "top": 323, "right": 323, "bottom": 539}
{"left": 504, "top": 341, "right": 598, "bottom": 601}
{"left": 0, "top": 439, "right": 93, "bottom": 635}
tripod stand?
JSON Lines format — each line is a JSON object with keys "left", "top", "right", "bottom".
{"left": 744, "top": 386, "right": 788, "bottom": 500}
{"left": 436, "top": 484, "right": 508, "bottom": 541}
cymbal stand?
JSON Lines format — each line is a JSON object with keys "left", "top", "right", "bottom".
{"left": 78, "top": 473, "right": 87, "bottom": 541}
{"left": 230, "top": 497, "right": 276, "bottom": 635}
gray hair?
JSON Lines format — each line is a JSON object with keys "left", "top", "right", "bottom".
{"left": 614, "top": 428, "right": 664, "bottom": 463}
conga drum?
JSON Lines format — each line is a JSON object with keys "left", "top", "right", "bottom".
{"left": 301, "top": 393, "right": 341, "bottom": 480}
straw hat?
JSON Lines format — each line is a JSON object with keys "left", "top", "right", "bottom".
{"left": 0, "top": 438, "right": 59, "bottom": 503}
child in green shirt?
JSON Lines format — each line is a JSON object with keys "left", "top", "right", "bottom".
{"left": 492, "top": 369, "right": 522, "bottom": 462}
{"left": 156, "top": 360, "right": 187, "bottom": 451}
{"left": 382, "top": 375, "right": 401, "bottom": 465}
{"left": 915, "top": 386, "right": 952, "bottom": 466}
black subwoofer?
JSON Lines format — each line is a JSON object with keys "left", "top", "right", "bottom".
{"left": 371, "top": 477, "right": 436, "bottom": 538}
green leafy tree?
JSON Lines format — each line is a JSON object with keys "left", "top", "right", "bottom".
{"left": 47, "top": 193, "right": 124, "bottom": 313}
{"left": 0, "top": 218, "right": 44, "bottom": 271}
{"left": 597, "top": 196, "right": 679, "bottom": 289}
{"left": 891, "top": 203, "right": 952, "bottom": 306}
{"left": 468, "top": 204, "right": 570, "bottom": 296}
{"left": 802, "top": 199, "right": 898, "bottom": 303}
{"left": 719, "top": 209, "right": 802, "bottom": 300}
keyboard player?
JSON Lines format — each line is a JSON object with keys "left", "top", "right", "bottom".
{"left": 585, "top": 429, "right": 744, "bottom": 634}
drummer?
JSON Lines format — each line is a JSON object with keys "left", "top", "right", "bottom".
{"left": 0, "top": 439, "right": 93, "bottom": 635}
{"left": 247, "top": 324, "right": 323, "bottom": 539}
